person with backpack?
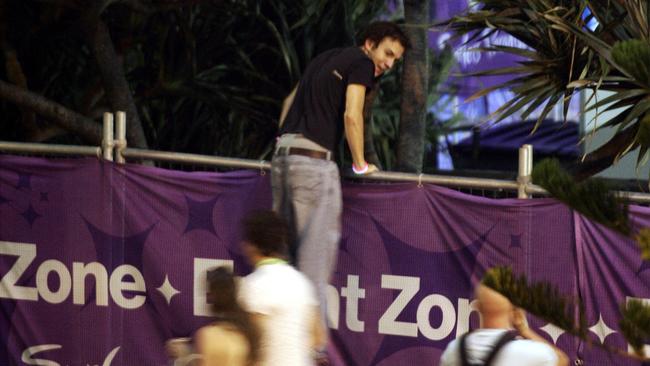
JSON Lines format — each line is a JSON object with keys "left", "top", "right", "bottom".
{"left": 439, "top": 285, "right": 569, "bottom": 366}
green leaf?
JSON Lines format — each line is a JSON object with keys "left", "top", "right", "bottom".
{"left": 482, "top": 266, "right": 585, "bottom": 336}
{"left": 531, "top": 93, "right": 562, "bottom": 132}
{"left": 532, "top": 159, "right": 631, "bottom": 235}
{"left": 585, "top": 89, "right": 648, "bottom": 112}
{"left": 614, "top": 98, "right": 650, "bottom": 133}
{"left": 612, "top": 39, "right": 650, "bottom": 88}
{"left": 519, "top": 88, "right": 556, "bottom": 120}
{"left": 636, "top": 113, "right": 650, "bottom": 147}
{"left": 620, "top": 299, "right": 650, "bottom": 357}
{"left": 566, "top": 79, "right": 593, "bottom": 88}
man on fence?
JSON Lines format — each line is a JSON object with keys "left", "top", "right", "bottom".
{"left": 271, "top": 21, "right": 410, "bottom": 344}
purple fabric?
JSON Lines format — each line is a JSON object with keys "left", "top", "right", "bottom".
{"left": 1, "top": 155, "right": 648, "bottom": 365}
{"left": 429, "top": 1, "right": 523, "bottom": 97}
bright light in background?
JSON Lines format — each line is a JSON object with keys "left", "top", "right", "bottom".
{"left": 582, "top": 7, "right": 599, "bottom": 31}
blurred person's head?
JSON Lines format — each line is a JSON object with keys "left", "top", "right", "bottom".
{"left": 206, "top": 266, "right": 238, "bottom": 315}
{"left": 241, "top": 210, "right": 288, "bottom": 264}
{"left": 475, "top": 284, "right": 514, "bottom": 329}
{"left": 205, "top": 265, "right": 260, "bottom": 365}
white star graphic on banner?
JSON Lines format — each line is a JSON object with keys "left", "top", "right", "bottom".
{"left": 539, "top": 323, "right": 565, "bottom": 344}
{"left": 589, "top": 314, "right": 616, "bottom": 343}
{"left": 156, "top": 275, "right": 180, "bottom": 305}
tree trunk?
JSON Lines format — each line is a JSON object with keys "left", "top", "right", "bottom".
{"left": 572, "top": 124, "right": 639, "bottom": 181}
{"left": 83, "top": 7, "right": 148, "bottom": 149}
{"left": 396, "top": 0, "right": 429, "bottom": 173}
{"left": 363, "top": 87, "right": 382, "bottom": 169}
{"left": 0, "top": 79, "right": 102, "bottom": 143}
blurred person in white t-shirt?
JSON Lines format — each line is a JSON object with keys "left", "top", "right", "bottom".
{"left": 237, "top": 210, "right": 326, "bottom": 366}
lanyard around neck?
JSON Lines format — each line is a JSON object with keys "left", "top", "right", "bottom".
{"left": 255, "top": 258, "right": 287, "bottom": 268}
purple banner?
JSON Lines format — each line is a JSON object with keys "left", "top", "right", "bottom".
{"left": 1, "top": 155, "right": 649, "bottom": 365}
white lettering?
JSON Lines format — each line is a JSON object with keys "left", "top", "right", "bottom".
{"left": 0, "top": 241, "right": 38, "bottom": 301}
{"left": 73, "top": 262, "right": 109, "bottom": 306}
{"left": 378, "top": 275, "right": 419, "bottom": 337}
{"left": 21, "top": 344, "right": 120, "bottom": 366}
{"left": 36, "top": 260, "right": 71, "bottom": 304}
{"left": 109, "top": 265, "right": 146, "bottom": 309}
{"left": 341, "top": 275, "right": 365, "bottom": 332}
{"left": 417, "top": 294, "right": 456, "bottom": 340}
{"left": 102, "top": 346, "right": 120, "bottom": 366}
{"left": 193, "top": 258, "right": 233, "bottom": 316}
{"left": 456, "top": 298, "right": 480, "bottom": 337}
{"left": 21, "top": 344, "right": 61, "bottom": 366}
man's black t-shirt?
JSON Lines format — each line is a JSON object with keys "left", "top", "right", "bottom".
{"left": 280, "top": 47, "right": 375, "bottom": 152}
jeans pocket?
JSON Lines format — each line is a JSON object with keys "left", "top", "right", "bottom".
{"left": 289, "top": 168, "right": 323, "bottom": 204}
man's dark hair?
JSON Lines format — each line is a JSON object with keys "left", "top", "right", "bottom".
{"left": 242, "top": 210, "right": 288, "bottom": 257}
{"left": 357, "top": 21, "right": 411, "bottom": 50}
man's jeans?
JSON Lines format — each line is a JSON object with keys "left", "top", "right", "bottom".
{"left": 271, "top": 154, "right": 342, "bottom": 327}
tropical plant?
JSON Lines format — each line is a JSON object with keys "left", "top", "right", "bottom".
{"left": 2, "top": 0, "right": 455, "bottom": 172}
{"left": 442, "top": 0, "right": 650, "bottom": 360}
{"left": 395, "top": 0, "right": 430, "bottom": 173}
{"left": 439, "top": 0, "right": 589, "bottom": 127}
{"left": 483, "top": 267, "right": 650, "bottom": 360}
{"left": 134, "top": 0, "right": 388, "bottom": 160}
{"left": 0, "top": 0, "right": 388, "bottom": 162}
{"left": 363, "top": 45, "right": 462, "bottom": 171}
{"left": 440, "top": 0, "right": 650, "bottom": 179}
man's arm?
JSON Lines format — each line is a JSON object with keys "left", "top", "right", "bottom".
{"left": 165, "top": 337, "right": 193, "bottom": 360}
{"left": 344, "top": 84, "right": 378, "bottom": 174}
{"left": 513, "top": 309, "right": 569, "bottom": 366}
{"left": 193, "top": 327, "right": 211, "bottom": 366}
{"left": 279, "top": 85, "right": 298, "bottom": 128}
{"left": 310, "top": 306, "right": 327, "bottom": 350}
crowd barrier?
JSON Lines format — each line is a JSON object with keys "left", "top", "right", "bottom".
{"left": 1, "top": 112, "right": 650, "bottom": 365}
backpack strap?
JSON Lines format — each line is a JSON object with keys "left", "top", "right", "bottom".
{"left": 458, "top": 330, "right": 518, "bottom": 366}
{"left": 458, "top": 332, "right": 473, "bottom": 366}
{"left": 483, "top": 330, "right": 518, "bottom": 366}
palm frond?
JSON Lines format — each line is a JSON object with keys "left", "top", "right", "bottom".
{"left": 620, "top": 298, "right": 650, "bottom": 357}
{"left": 441, "top": 1, "right": 593, "bottom": 126}
{"left": 482, "top": 266, "right": 585, "bottom": 335}
{"left": 441, "top": 0, "right": 650, "bottom": 177}
{"left": 532, "top": 159, "right": 631, "bottom": 235}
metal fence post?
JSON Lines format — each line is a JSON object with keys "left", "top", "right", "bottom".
{"left": 517, "top": 144, "right": 533, "bottom": 199}
{"left": 115, "top": 111, "right": 127, "bottom": 164}
{"left": 101, "top": 112, "right": 114, "bottom": 161}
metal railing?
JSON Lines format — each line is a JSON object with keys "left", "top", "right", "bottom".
{"left": 2, "top": 111, "right": 650, "bottom": 204}
{"left": 0, "top": 142, "right": 101, "bottom": 158}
